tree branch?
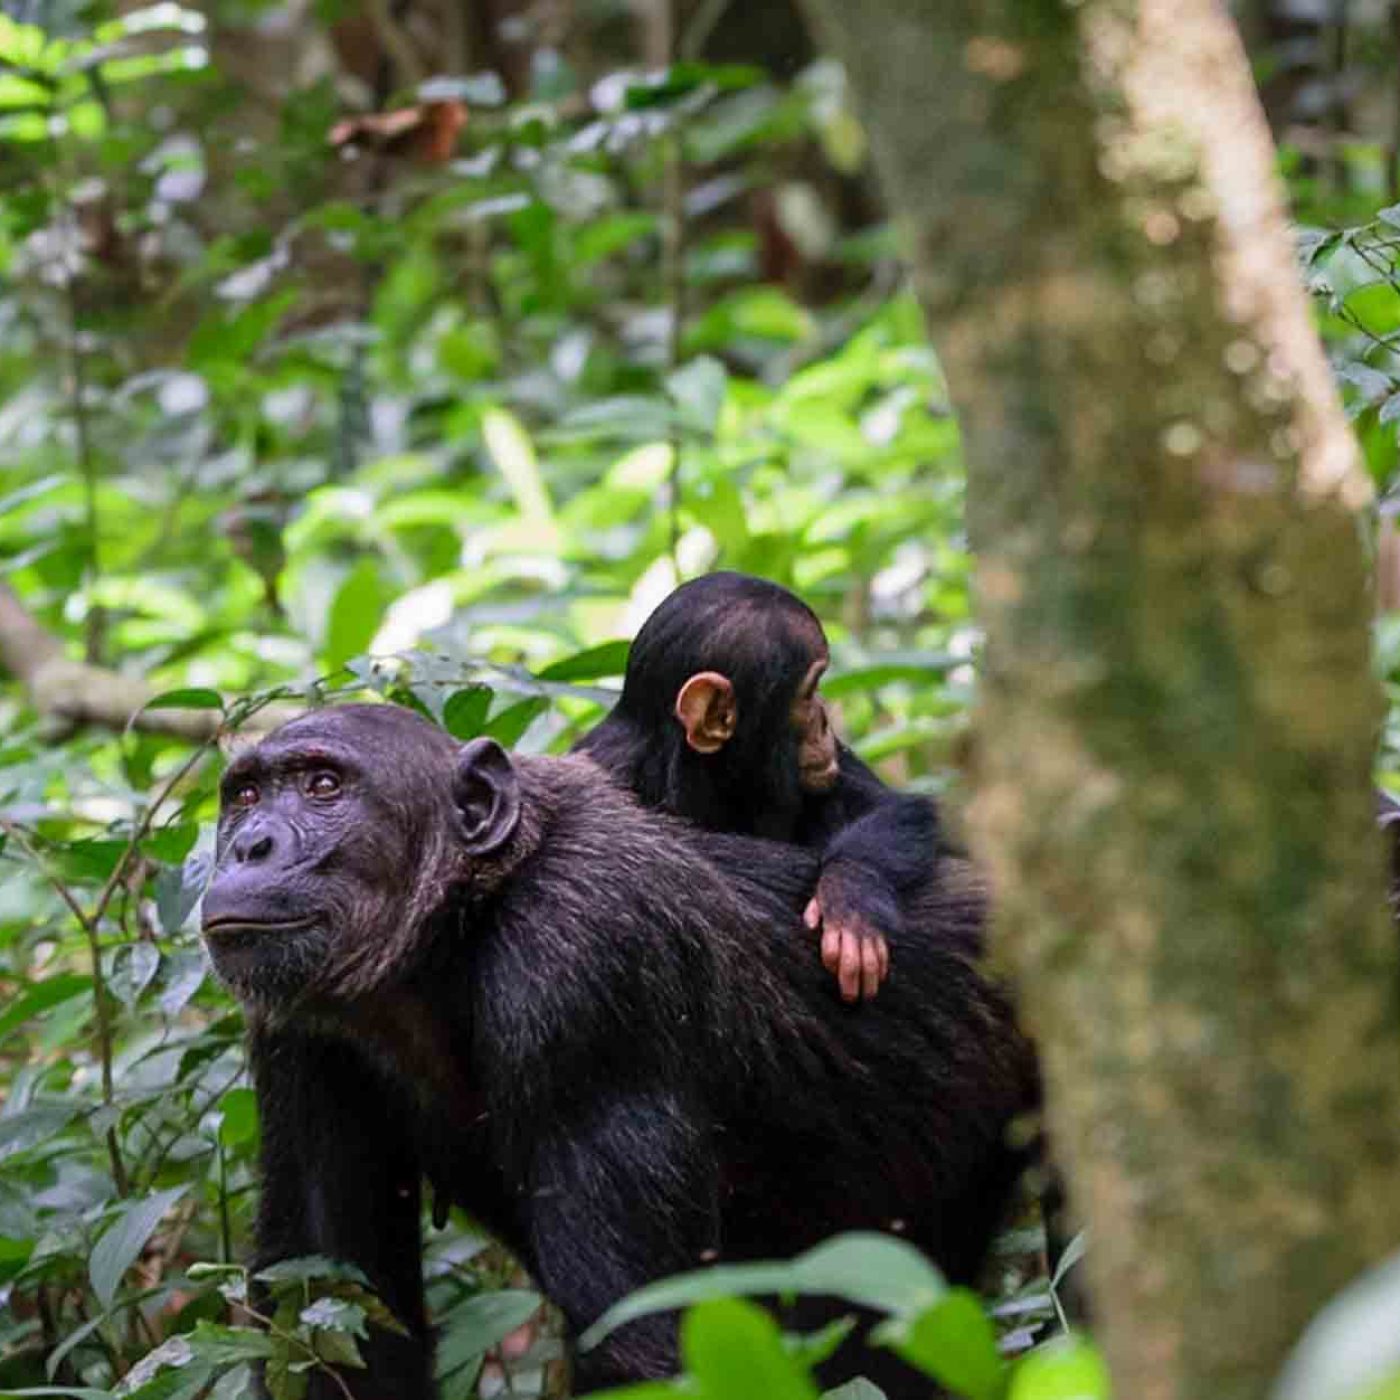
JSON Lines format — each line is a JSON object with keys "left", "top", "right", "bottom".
{"left": 0, "top": 582, "right": 292, "bottom": 739}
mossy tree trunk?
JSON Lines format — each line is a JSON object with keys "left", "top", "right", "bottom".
{"left": 796, "top": 2, "right": 1400, "bottom": 1396}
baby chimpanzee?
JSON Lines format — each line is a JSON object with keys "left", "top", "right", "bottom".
{"left": 576, "top": 572, "right": 940, "bottom": 1000}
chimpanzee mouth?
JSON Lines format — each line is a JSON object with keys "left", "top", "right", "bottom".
{"left": 202, "top": 915, "right": 320, "bottom": 940}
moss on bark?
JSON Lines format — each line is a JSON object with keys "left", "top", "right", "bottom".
{"left": 796, "top": 2, "right": 1400, "bottom": 1396}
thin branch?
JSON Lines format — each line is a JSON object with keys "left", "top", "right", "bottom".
{"left": 63, "top": 236, "right": 103, "bottom": 667}
{"left": 361, "top": 0, "right": 424, "bottom": 93}
{"left": 91, "top": 743, "right": 211, "bottom": 933}
{"left": 0, "top": 819, "right": 128, "bottom": 1196}
{"left": 1, "top": 741, "right": 208, "bottom": 1199}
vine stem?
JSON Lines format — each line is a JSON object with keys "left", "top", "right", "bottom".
{"left": 0, "top": 738, "right": 211, "bottom": 1200}
{"left": 0, "top": 818, "right": 128, "bottom": 1196}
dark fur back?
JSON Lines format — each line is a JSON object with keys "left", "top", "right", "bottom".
{"left": 469, "top": 756, "right": 1036, "bottom": 1274}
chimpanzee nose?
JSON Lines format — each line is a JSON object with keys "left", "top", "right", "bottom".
{"left": 232, "top": 827, "right": 275, "bottom": 864}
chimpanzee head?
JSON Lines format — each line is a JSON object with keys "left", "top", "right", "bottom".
{"left": 584, "top": 572, "right": 837, "bottom": 835}
{"left": 201, "top": 705, "right": 524, "bottom": 1008}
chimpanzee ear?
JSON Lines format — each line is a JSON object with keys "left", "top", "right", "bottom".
{"left": 453, "top": 738, "right": 522, "bottom": 854}
{"left": 675, "top": 672, "right": 737, "bottom": 754}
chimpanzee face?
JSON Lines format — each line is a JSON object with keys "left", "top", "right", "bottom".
{"left": 201, "top": 706, "right": 470, "bottom": 1006}
{"left": 791, "top": 656, "right": 838, "bottom": 794}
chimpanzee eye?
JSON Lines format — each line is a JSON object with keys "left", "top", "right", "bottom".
{"left": 306, "top": 770, "right": 341, "bottom": 799}
{"left": 232, "top": 783, "right": 259, "bottom": 809}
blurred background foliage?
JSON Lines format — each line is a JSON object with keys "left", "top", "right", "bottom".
{"left": 4, "top": 0, "right": 1400, "bottom": 1394}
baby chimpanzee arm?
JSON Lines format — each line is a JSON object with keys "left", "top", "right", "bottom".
{"left": 803, "top": 748, "right": 942, "bottom": 1003}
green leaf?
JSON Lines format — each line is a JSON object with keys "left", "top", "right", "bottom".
{"left": 483, "top": 407, "right": 552, "bottom": 523}
{"left": 682, "top": 1298, "right": 818, "bottom": 1400}
{"left": 584, "top": 1233, "right": 946, "bottom": 1349}
{"left": 443, "top": 687, "right": 493, "bottom": 740}
{"left": 0, "top": 1102, "right": 79, "bottom": 1160}
{"left": 484, "top": 697, "right": 549, "bottom": 748}
{"left": 186, "top": 1322, "right": 276, "bottom": 1367}
{"left": 115, "top": 1334, "right": 209, "bottom": 1398}
{"left": 218, "top": 1087, "right": 259, "bottom": 1147}
{"left": 0, "top": 975, "right": 91, "bottom": 1044}
{"left": 301, "top": 1298, "right": 367, "bottom": 1335}
{"left": 255, "top": 1256, "right": 370, "bottom": 1286}
{"left": 667, "top": 357, "right": 728, "bottom": 436}
{"left": 1357, "top": 1372, "right": 1400, "bottom": 1400}
{"left": 94, "top": 4, "right": 205, "bottom": 42}
{"left": 821, "top": 1382, "right": 887, "bottom": 1400}
{"left": 310, "top": 1327, "right": 364, "bottom": 1369}
{"left": 143, "top": 823, "right": 199, "bottom": 865}
{"left": 873, "top": 1289, "right": 1004, "bottom": 1399}
{"left": 155, "top": 853, "right": 210, "bottom": 938}
{"left": 324, "top": 559, "right": 389, "bottom": 673}
{"left": 1050, "top": 1232, "right": 1085, "bottom": 1292}
{"left": 1274, "top": 1248, "right": 1400, "bottom": 1400}
{"left": 158, "top": 948, "right": 206, "bottom": 1013}
{"left": 821, "top": 658, "right": 958, "bottom": 700}
{"left": 0, "top": 1389, "right": 116, "bottom": 1398}
{"left": 188, "top": 1263, "right": 246, "bottom": 1279}
{"left": 435, "top": 1291, "right": 541, "bottom": 1377}
{"left": 787, "top": 1316, "right": 856, "bottom": 1371}
{"left": 142, "top": 688, "right": 224, "bottom": 712}
{"left": 207, "top": 1368, "right": 256, "bottom": 1400}
{"left": 110, "top": 943, "right": 160, "bottom": 1006}
{"left": 1008, "top": 1337, "right": 1110, "bottom": 1400}
{"left": 538, "top": 641, "right": 630, "bottom": 683}
{"left": 90, "top": 1187, "right": 188, "bottom": 1310}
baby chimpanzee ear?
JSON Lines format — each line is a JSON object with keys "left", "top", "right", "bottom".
{"left": 453, "top": 738, "right": 522, "bottom": 854}
{"left": 674, "top": 671, "right": 737, "bottom": 754}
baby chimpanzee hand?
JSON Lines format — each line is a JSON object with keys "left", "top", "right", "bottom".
{"left": 803, "top": 859, "right": 897, "bottom": 1002}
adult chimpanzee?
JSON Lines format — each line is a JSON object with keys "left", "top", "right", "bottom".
{"left": 576, "top": 572, "right": 938, "bottom": 1001}
{"left": 203, "top": 704, "right": 1037, "bottom": 1399}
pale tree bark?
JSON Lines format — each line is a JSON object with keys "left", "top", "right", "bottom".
{"left": 796, "top": 1, "right": 1400, "bottom": 1397}
{"left": 0, "top": 582, "right": 290, "bottom": 740}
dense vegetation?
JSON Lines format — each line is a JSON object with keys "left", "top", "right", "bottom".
{"left": 5, "top": 2, "right": 1400, "bottom": 1396}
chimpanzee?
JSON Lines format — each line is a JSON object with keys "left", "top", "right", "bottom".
{"left": 203, "top": 704, "right": 1038, "bottom": 1398}
{"left": 576, "top": 572, "right": 939, "bottom": 1001}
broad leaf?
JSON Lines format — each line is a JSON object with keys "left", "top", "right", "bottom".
{"left": 90, "top": 1188, "right": 188, "bottom": 1309}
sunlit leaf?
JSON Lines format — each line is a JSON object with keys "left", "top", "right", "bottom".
{"left": 110, "top": 942, "right": 160, "bottom": 1005}
{"left": 1008, "top": 1336, "right": 1110, "bottom": 1400}
{"left": 872, "top": 1289, "right": 1004, "bottom": 1398}
{"left": 538, "top": 641, "right": 629, "bottom": 683}
{"left": 325, "top": 559, "right": 391, "bottom": 673}
{"left": 484, "top": 697, "right": 549, "bottom": 748}
{"left": 218, "top": 1087, "right": 259, "bottom": 1147}
{"left": 482, "top": 408, "right": 552, "bottom": 524}
{"left": 584, "top": 1233, "right": 945, "bottom": 1349}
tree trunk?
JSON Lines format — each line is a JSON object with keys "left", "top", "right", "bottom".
{"left": 795, "top": 1, "right": 1400, "bottom": 1396}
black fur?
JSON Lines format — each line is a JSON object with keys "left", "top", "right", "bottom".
{"left": 204, "top": 705, "right": 1037, "bottom": 1397}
